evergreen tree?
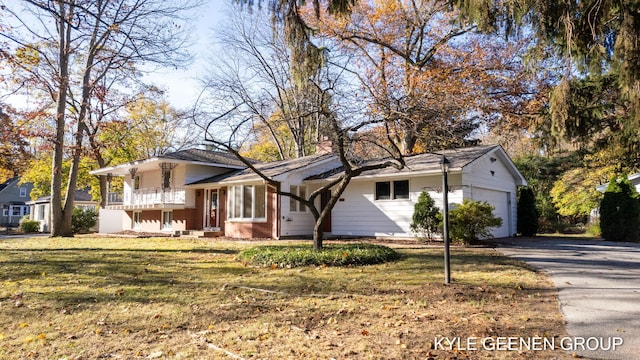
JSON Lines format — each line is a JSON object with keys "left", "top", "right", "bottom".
{"left": 600, "top": 174, "right": 640, "bottom": 242}
{"left": 410, "top": 191, "right": 439, "bottom": 240}
{"left": 517, "top": 187, "right": 539, "bottom": 236}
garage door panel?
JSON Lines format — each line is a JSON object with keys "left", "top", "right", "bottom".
{"left": 471, "top": 188, "right": 510, "bottom": 238}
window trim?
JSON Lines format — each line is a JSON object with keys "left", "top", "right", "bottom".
{"left": 19, "top": 187, "right": 27, "bottom": 198}
{"left": 289, "top": 185, "right": 308, "bottom": 213}
{"left": 162, "top": 210, "right": 173, "bottom": 230}
{"left": 393, "top": 180, "right": 410, "bottom": 199}
{"left": 228, "top": 184, "right": 267, "bottom": 222}
{"left": 375, "top": 179, "right": 410, "bottom": 201}
{"left": 133, "top": 211, "right": 142, "bottom": 230}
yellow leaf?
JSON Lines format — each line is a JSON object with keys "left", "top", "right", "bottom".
{"left": 24, "top": 336, "right": 34, "bottom": 343}
{"left": 0, "top": 333, "right": 4, "bottom": 340}
{"left": 19, "top": 322, "right": 28, "bottom": 328}
{"left": 37, "top": 333, "right": 46, "bottom": 340}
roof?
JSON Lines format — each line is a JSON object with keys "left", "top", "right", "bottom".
{"left": 90, "top": 148, "right": 253, "bottom": 176}
{"left": 27, "top": 189, "right": 96, "bottom": 204}
{"left": 307, "top": 145, "right": 499, "bottom": 180}
{"left": 596, "top": 173, "right": 640, "bottom": 192}
{"left": 160, "top": 149, "right": 253, "bottom": 167}
{"left": 194, "top": 153, "right": 337, "bottom": 185}
{"left": 305, "top": 145, "right": 527, "bottom": 185}
{"left": 0, "top": 178, "right": 18, "bottom": 194}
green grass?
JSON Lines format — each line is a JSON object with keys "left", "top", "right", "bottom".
{"left": 237, "top": 243, "right": 400, "bottom": 267}
{"left": 0, "top": 236, "right": 572, "bottom": 359}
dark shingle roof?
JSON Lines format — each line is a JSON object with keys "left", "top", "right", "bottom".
{"left": 29, "top": 189, "right": 95, "bottom": 204}
{"left": 306, "top": 145, "right": 500, "bottom": 180}
{"left": 216, "top": 153, "right": 336, "bottom": 183}
{"left": 160, "top": 149, "right": 255, "bottom": 167}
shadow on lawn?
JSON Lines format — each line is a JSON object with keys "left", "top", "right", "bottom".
{"left": 0, "top": 246, "right": 550, "bottom": 314}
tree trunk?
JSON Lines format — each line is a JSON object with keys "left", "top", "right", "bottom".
{"left": 311, "top": 176, "right": 352, "bottom": 251}
{"left": 50, "top": 2, "right": 72, "bottom": 237}
{"left": 312, "top": 222, "right": 324, "bottom": 251}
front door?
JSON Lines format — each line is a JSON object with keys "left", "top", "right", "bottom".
{"left": 210, "top": 191, "right": 218, "bottom": 228}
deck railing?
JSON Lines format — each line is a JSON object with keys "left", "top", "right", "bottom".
{"left": 108, "top": 187, "right": 186, "bottom": 207}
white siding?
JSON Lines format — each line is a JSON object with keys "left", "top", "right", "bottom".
{"left": 462, "top": 151, "right": 518, "bottom": 237}
{"left": 280, "top": 184, "right": 320, "bottom": 237}
{"left": 278, "top": 158, "right": 343, "bottom": 237}
{"left": 468, "top": 187, "right": 512, "bottom": 238}
{"left": 98, "top": 209, "right": 129, "bottom": 233}
{"left": 331, "top": 175, "right": 463, "bottom": 238}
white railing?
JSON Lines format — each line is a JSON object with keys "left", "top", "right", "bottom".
{"left": 110, "top": 187, "right": 186, "bottom": 207}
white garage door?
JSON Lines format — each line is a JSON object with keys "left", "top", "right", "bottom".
{"left": 471, "top": 188, "right": 511, "bottom": 238}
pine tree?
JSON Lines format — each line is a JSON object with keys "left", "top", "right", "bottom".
{"left": 410, "top": 191, "right": 439, "bottom": 240}
{"left": 600, "top": 174, "right": 640, "bottom": 242}
{"left": 517, "top": 187, "right": 539, "bottom": 236}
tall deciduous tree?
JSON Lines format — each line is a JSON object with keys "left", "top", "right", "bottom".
{"left": 2, "top": 0, "right": 199, "bottom": 236}
{"left": 0, "top": 105, "right": 32, "bottom": 177}
{"left": 199, "top": 4, "right": 405, "bottom": 250}
{"left": 304, "top": 0, "right": 544, "bottom": 154}
{"left": 200, "top": 5, "right": 331, "bottom": 160}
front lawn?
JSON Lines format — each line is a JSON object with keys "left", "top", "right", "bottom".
{"left": 0, "top": 237, "right": 571, "bottom": 359}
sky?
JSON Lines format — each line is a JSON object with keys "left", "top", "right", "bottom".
{"left": 142, "top": 1, "right": 228, "bottom": 109}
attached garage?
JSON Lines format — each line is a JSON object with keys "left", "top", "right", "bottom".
{"left": 315, "top": 145, "right": 526, "bottom": 240}
{"left": 470, "top": 187, "right": 513, "bottom": 238}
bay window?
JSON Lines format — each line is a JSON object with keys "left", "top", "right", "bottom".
{"left": 228, "top": 185, "right": 267, "bottom": 220}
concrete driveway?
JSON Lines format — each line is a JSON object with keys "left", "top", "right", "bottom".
{"left": 493, "top": 237, "right": 640, "bottom": 360}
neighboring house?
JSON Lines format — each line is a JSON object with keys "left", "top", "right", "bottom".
{"left": 592, "top": 172, "right": 640, "bottom": 222}
{"left": 92, "top": 145, "right": 526, "bottom": 239}
{"left": 0, "top": 178, "right": 33, "bottom": 227}
{"left": 27, "top": 189, "right": 98, "bottom": 232}
{"left": 595, "top": 173, "right": 640, "bottom": 193}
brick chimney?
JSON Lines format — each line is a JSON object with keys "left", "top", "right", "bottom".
{"left": 315, "top": 135, "right": 333, "bottom": 155}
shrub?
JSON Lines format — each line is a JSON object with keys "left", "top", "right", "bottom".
{"left": 600, "top": 174, "right": 640, "bottom": 242}
{"left": 517, "top": 187, "right": 539, "bottom": 236}
{"left": 586, "top": 222, "right": 601, "bottom": 237}
{"left": 410, "top": 191, "right": 440, "bottom": 240}
{"left": 237, "top": 243, "right": 400, "bottom": 268}
{"left": 19, "top": 217, "right": 40, "bottom": 233}
{"left": 72, "top": 207, "right": 98, "bottom": 234}
{"left": 447, "top": 199, "right": 502, "bottom": 244}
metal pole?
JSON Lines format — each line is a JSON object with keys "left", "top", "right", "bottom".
{"left": 442, "top": 161, "right": 451, "bottom": 284}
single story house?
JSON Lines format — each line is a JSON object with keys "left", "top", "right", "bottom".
{"left": 0, "top": 177, "right": 33, "bottom": 227}
{"left": 27, "top": 189, "right": 98, "bottom": 232}
{"left": 91, "top": 145, "right": 526, "bottom": 239}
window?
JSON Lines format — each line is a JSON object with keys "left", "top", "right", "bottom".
{"left": 289, "top": 185, "right": 307, "bottom": 212}
{"left": 375, "top": 180, "right": 409, "bottom": 200}
{"left": 19, "top": 187, "right": 27, "bottom": 198}
{"left": 228, "top": 185, "right": 267, "bottom": 220}
{"left": 12, "top": 206, "right": 22, "bottom": 216}
{"left": 2, "top": 205, "right": 8, "bottom": 217}
{"left": 162, "top": 211, "right": 173, "bottom": 229}
{"left": 38, "top": 205, "right": 46, "bottom": 220}
{"left": 375, "top": 182, "right": 391, "bottom": 200}
{"left": 134, "top": 175, "right": 141, "bottom": 190}
{"left": 393, "top": 180, "right": 409, "bottom": 199}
